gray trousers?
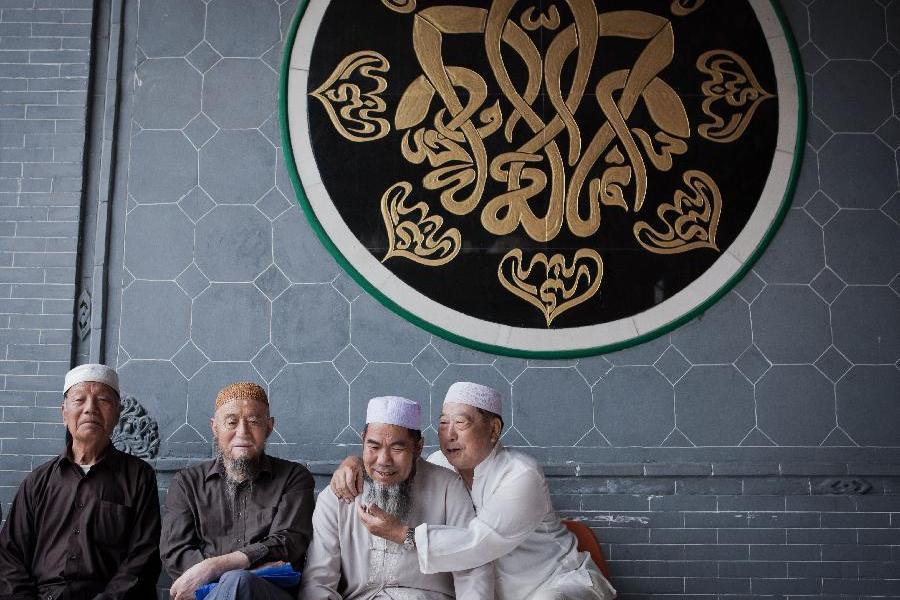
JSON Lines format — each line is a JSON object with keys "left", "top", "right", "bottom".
{"left": 205, "top": 570, "right": 296, "bottom": 600}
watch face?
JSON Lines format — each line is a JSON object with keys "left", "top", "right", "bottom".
{"left": 283, "top": 0, "right": 803, "bottom": 356}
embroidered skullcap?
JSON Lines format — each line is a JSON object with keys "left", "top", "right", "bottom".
{"left": 215, "top": 381, "right": 268, "bottom": 410}
{"left": 366, "top": 396, "right": 421, "bottom": 430}
{"left": 444, "top": 381, "right": 502, "bottom": 415}
{"left": 64, "top": 363, "right": 119, "bottom": 395}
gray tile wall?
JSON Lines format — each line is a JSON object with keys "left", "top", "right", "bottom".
{"left": 114, "top": 0, "right": 900, "bottom": 461}
{"left": 2, "top": 0, "right": 900, "bottom": 597}
{"left": 0, "top": 0, "right": 91, "bottom": 487}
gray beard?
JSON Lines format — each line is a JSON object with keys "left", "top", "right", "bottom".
{"left": 213, "top": 434, "right": 260, "bottom": 496}
{"left": 363, "top": 472, "right": 414, "bottom": 522}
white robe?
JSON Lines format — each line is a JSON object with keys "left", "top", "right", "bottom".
{"left": 415, "top": 444, "right": 616, "bottom": 600}
{"left": 300, "top": 458, "right": 493, "bottom": 600}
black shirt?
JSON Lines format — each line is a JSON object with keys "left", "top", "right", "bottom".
{"left": 160, "top": 454, "right": 314, "bottom": 578}
{"left": 0, "top": 445, "right": 161, "bottom": 600}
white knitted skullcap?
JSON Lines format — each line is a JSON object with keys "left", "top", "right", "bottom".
{"left": 64, "top": 363, "right": 119, "bottom": 395}
{"left": 366, "top": 396, "right": 421, "bottom": 430}
{"left": 444, "top": 381, "right": 502, "bottom": 415}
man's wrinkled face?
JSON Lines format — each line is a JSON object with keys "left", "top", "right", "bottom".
{"left": 62, "top": 381, "right": 120, "bottom": 444}
{"left": 362, "top": 423, "right": 422, "bottom": 486}
{"left": 438, "top": 401, "right": 499, "bottom": 471}
{"left": 211, "top": 398, "right": 273, "bottom": 462}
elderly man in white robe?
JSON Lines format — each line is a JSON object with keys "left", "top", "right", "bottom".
{"left": 301, "top": 395, "right": 493, "bottom": 600}
{"left": 331, "top": 383, "right": 616, "bottom": 600}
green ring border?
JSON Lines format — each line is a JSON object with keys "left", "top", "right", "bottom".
{"left": 278, "top": 0, "right": 807, "bottom": 359}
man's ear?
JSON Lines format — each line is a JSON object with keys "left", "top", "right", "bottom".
{"left": 414, "top": 437, "right": 425, "bottom": 457}
{"left": 210, "top": 417, "right": 217, "bottom": 436}
{"left": 266, "top": 416, "right": 275, "bottom": 437}
{"left": 491, "top": 417, "right": 502, "bottom": 443}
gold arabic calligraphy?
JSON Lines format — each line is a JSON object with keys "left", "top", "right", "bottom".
{"left": 311, "top": 1, "right": 776, "bottom": 326}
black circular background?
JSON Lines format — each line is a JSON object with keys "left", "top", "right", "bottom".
{"left": 305, "top": 0, "right": 779, "bottom": 329}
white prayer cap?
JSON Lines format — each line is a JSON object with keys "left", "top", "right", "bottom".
{"left": 444, "top": 381, "right": 502, "bottom": 415}
{"left": 64, "top": 363, "right": 119, "bottom": 395}
{"left": 366, "top": 396, "right": 421, "bottom": 430}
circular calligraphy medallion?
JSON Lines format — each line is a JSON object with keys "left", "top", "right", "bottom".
{"left": 281, "top": 0, "right": 804, "bottom": 357}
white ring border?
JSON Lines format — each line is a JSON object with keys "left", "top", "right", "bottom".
{"left": 285, "top": 0, "right": 799, "bottom": 354}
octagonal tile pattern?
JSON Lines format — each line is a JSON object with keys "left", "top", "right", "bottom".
{"left": 117, "top": 0, "right": 900, "bottom": 456}
{"left": 813, "top": 61, "right": 892, "bottom": 132}
{"left": 117, "top": 360, "right": 189, "bottom": 443}
{"left": 825, "top": 209, "right": 900, "bottom": 284}
{"left": 124, "top": 204, "right": 193, "bottom": 280}
{"left": 514, "top": 368, "right": 593, "bottom": 446}
{"left": 831, "top": 286, "right": 900, "bottom": 364}
{"left": 134, "top": 58, "right": 201, "bottom": 130}
{"left": 195, "top": 205, "right": 272, "bottom": 282}
{"left": 810, "top": 0, "right": 886, "bottom": 59}
{"left": 120, "top": 280, "right": 190, "bottom": 359}
{"left": 594, "top": 366, "right": 673, "bottom": 447}
{"left": 670, "top": 292, "right": 751, "bottom": 364}
{"left": 271, "top": 284, "right": 349, "bottom": 363}
{"left": 206, "top": 0, "right": 280, "bottom": 58}
{"left": 270, "top": 363, "right": 347, "bottom": 444}
{"left": 273, "top": 208, "right": 340, "bottom": 283}
{"left": 203, "top": 58, "right": 277, "bottom": 129}
{"left": 754, "top": 210, "right": 825, "bottom": 285}
{"left": 676, "top": 366, "right": 755, "bottom": 447}
{"left": 819, "top": 134, "right": 898, "bottom": 209}
{"left": 756, "top": 365, "right": 836, "bottom": 446}
{"left": 351, "top": 294, "right": 431, "bottom": 364}
{"left": 837, "top": 366, "right": 900, "bottom": 447}
{"left": 752, "top": 285, "right": 831, "bottom": 365}
{"left": 200, "top": 130, "right": 274, "bottom": 205}
{"left": 129, "top": 130, "right": 197, "bottom": 204}
{"left": 137, "top": 0, "right": 205, "bottom": 58}
{"left": 192, "top": 283, "right": 270, "bottom": 361}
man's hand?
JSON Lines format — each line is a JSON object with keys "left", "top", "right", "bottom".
{"left": 357, "top": 503, "right": 408, "bottom": 545}
{"left": 330, "top": 456, "right": 364, "bottom": 504}
{"left": 253, "top": 560, "right": 287, "bottom": 571}
{"left": 169, "top": 560, "right": 214, "bottom": 600}
{"left": 169, "top": 552, "right": 251, "bottom": 600}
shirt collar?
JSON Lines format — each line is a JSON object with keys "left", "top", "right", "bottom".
{"left": 57, "top": 440, "right": 119, "bottom": 471}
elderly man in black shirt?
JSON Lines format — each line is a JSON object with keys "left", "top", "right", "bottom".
{"left": 0, "top": 363, "right": 162, "bottom": 600}
{"left": 160, "top": 381, "right": 314, "bottom": 600}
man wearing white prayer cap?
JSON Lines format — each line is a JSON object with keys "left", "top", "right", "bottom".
{"left": 300, "top": 396, "right": 493, "bottom": 599}
{"left": 333, "top": 383, "right": 616, "bottom": 600}
{"left": 0, "top": 364, "right": 161, "bottom": 599}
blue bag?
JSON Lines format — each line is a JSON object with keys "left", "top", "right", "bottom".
{"left": 195, "top": 564, "right": 302, "bottom": 600}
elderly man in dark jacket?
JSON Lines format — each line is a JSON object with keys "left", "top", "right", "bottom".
{"left": 161, "top": 381, "right": 314, "bottom": 600}
{"left": 0, "top": 363, "right": 162, "bottom": 600}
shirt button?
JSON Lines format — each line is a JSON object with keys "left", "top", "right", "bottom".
{"left": 69, "top": 553, "right": 77, "bottom": 560}
{"left": 73, "top": 528, "right": 79, "bottom": 535}
{"left": 237, "top": 512, "right": 242, "bottom": 517}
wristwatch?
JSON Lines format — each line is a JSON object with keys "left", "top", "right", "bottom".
{"left": 402, "top": 526, "right": 416, "bottom": 551}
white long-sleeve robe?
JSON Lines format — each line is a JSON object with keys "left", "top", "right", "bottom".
{"left": 300, "top": 458, "right": 493, "bottom": 600}
{"left": 415, "top": 444, "right": 616, "bottom": 600}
